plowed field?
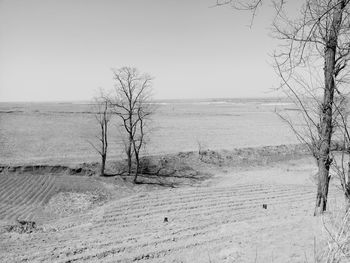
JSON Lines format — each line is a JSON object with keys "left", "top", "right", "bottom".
{"left": 0, "top": 173, "right": 57, "bottom": 221}
{"left": 0, "top": 172, "right": 106, "bottom": 222}
{"left": 0, "top": 180, "right": 321, "bottom": 262}
{"left": 1, "top": 156, "right": 339, "bottom": 262}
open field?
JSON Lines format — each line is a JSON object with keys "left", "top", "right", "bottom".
{"left": 3, "top": 0, "right": 350, "bottom": 261}
{"left": 0, "top": 99, "right": 347, "bottom": 262}
{"left": 0, "top": 98, "right": 300, "bottom": 165}
{"left": 0, "top": 147, "right": 346, "bottom": 262}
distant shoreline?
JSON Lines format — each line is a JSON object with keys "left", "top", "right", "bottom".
{"left": 0, "top": 96, "right": 291, "bottom": 104}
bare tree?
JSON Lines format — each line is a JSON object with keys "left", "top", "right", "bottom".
{"left": 273, "top": 0, "right": 350, "bottom": 215}
{"left": 90, "top": 90, "right": 111, "bottom": 176}
{"left": 330, "top": 95, "right": 350, "bottom": 211}
{"left": 217, "top": 0, "right": 350, "bottom": 215}
{"left": 110, "top": 67, "right": 153, "bottom": 183}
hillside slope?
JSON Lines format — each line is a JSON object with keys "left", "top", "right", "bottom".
{"left": 1, "top": 156, "right": 338, "bottom": 263}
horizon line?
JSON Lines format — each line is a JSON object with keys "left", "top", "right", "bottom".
{"left": 0, "top": 95, "right": 287, "bottom": 104}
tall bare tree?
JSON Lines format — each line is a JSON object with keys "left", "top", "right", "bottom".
{"left": 90, "top": 90, "right": 111, "bottom": 176}
{"left": 217, "top": 0, "right": 350, "bottom": 214}
{"left": 110, "top": 67, "right": 153, "bottom": 183}
{"left": 330, "top": 96, "right": 350, "bottom": 211}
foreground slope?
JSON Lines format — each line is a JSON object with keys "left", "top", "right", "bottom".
{"left": 1, "top": 156, "right": 334, "bottom": 263}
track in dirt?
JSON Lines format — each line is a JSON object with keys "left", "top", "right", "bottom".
{"left": 0, "top": 183, "right": 316, "bottom": 262}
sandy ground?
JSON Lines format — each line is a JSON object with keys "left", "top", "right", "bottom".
{"left": 0, "top": 154, "right": 346, "bottom": 263}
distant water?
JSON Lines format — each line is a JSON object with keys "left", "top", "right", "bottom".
{"left": 0, "top": 98, "right": 301, "bottom": 164}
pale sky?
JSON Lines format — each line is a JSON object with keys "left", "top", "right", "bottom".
{"left": 0, "top": 0, "right": 293, "bottom": 102}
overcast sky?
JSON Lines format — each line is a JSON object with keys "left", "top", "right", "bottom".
{"left": 0, "top": 0, "right": 296, "bottom": 102}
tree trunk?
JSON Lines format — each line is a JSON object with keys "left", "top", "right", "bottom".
{"left": 315, "top": 158, "right": 331, "bottom": 215}
{"left": 133, "top": 150, "right": 140, "bottom": 183}
{"left": 127, "top": 141, "right": 132, "bottom": 176}
{"left": 133, "top": 167, "right": 139, "bottom": 183}
{"left": 314, "top": 1, "right": 344, "bottom": 216}
{"left": 101, "top": 153, "right": 106, "bottom": 176}
{"left": 101, "top": 111, "right": 108, "bottom": 177}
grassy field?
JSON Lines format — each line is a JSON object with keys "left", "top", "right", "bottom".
{"left": 0, "top": 98, "right": 300, "bottom": 165}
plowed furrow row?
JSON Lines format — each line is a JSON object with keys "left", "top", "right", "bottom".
{"left": 3, "top": 204, "right": 37, "bottom": 220}
{"left": 4, "top": 177, "right": 56, "bottom": 220}
{"left": 49, "top": 202, "right": 311, "bottom": 263}
{"left": 0, "top": 205, "right": 11, "bottom": 216}
{"left": 24, "top": 175, "right": 55, "bottom": 205}
{"left": 103, "top": 188, "right": 313, "bottom": 220}
{"left": 30, "top": 180, "right": 56, "bottom": 207}
{"left": 25, "top": 195, "right": 313, "bottom": 259}
{"left": 98, "top": 190, "right": 314, "bottom": 225}
{"left": 0, "top": 175, "right": 12, "bottom": 188}
{"left": 10, "top": 204, "right": 38, "bottom": 221}
{"left": 6, "top": 199, "right": 40, "bottom": 221}
{"left": 119, "top": 184, "right": 311, "bottom": 208}
{"left": 6, "top": 175, "right": 46, "bottom": 205}
{"left": 0, "top": 200, "right": 38, "bottom": 220}
{"left": 0, "top": 174, "right": 57, "bottom": 220}
{"left": 0, "top": 176, "right": 22, "bottom": 197}
{"left": 13, "top": 207, "right": 278, "bottom": 263}
{"left": 0, "top": 183, "right": 316, "bottom": 263}
{"left": 113, "top": 184, "right": 312, "bottom": 207}
{"left": 89, "top": 200, "right": 313, "bottom": 255}
{"left": 1, "top": 190, "right": 313, "bottom": 260}
{"left": 106, "top": 232, "right": 244, "bottom": 263}
{"left": 2, "top": 175, "right": 43, "bottom": 203}
{"left": 37, "top": 182, "right": 59, "bottom": 206}
{"left": 0, "top": 180, "right": 41, "bottom": 214}
{"left": 93, "top": 196, "right": 314, "bottom": 242}
{"left": 0, "top": 175, "right": 34, "bottom": 200}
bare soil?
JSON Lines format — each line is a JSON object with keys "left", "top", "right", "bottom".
{"left": 0, "top": 145, "right": 345, "bottom": 262}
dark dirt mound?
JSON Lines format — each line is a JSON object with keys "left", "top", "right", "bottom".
{"left": 107, "top": 154, "right": 211, "bottom": 188}
{"left": 5, "top": 220, "right": 42, "bottom": 234}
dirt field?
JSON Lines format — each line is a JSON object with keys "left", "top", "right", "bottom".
{"left": 0, "top": 146, "right": 345, "bottom": 263}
